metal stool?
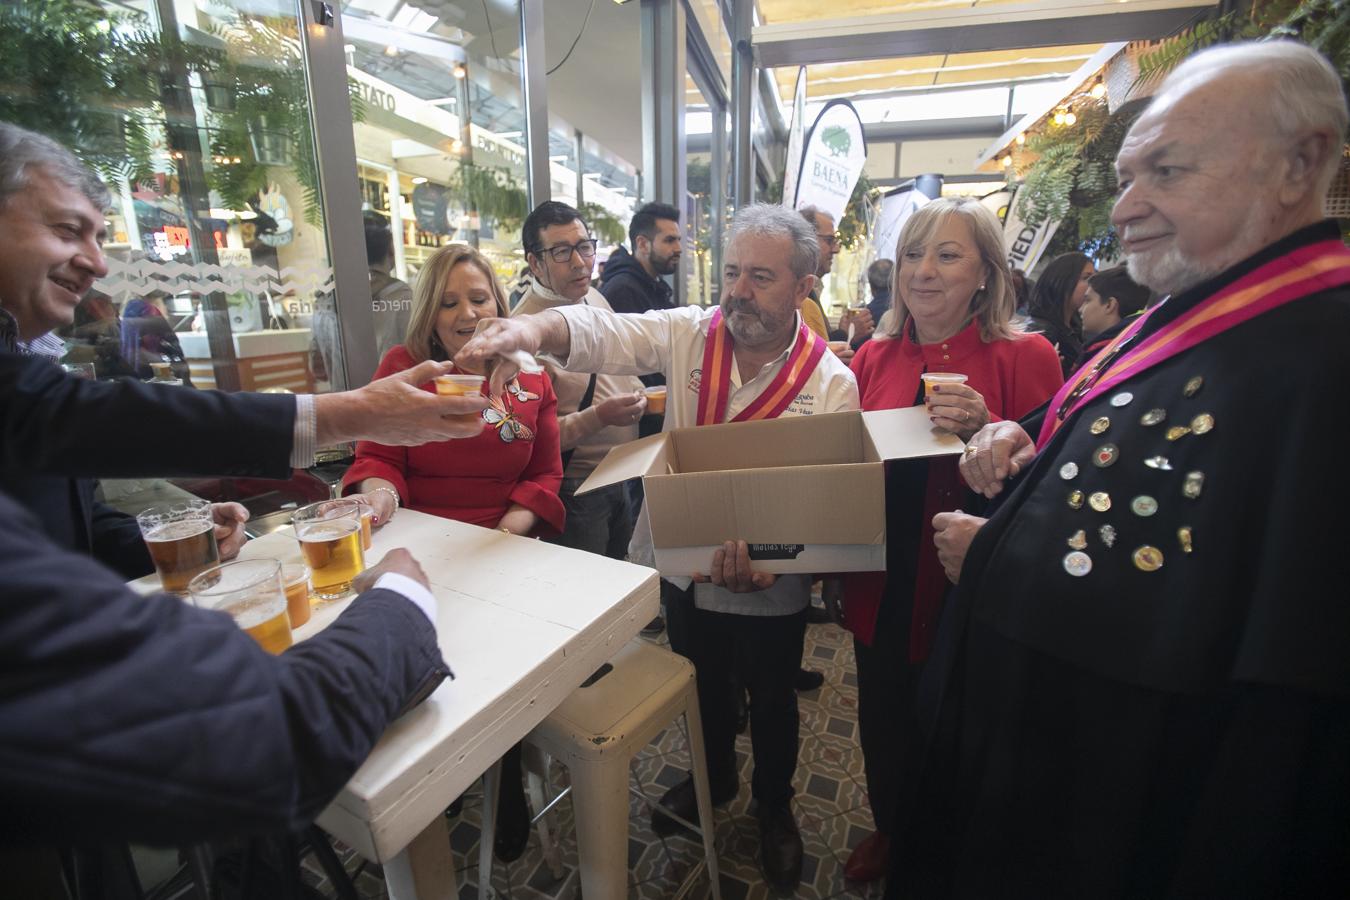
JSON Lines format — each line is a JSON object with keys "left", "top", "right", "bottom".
{"left": 525, "top": 639, "right": 722, "bottom": 900}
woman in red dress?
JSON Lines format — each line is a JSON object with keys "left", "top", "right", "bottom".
{"left": 841, "top": 199, "right": 1063, "bottom": 884}
{"left": 343, "top": 244, "right": 564, "bottom": 538}
{"left": 341, "top": 243, "right": 563, "bottom": 862}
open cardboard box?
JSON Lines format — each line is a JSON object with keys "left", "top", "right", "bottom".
{"left": 576, "top": 406, "right": 965, "bottom": 575}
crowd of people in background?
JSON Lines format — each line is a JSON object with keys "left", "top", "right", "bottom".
{"left": 2, "top": 36, "right": 1348, "bottom": 900}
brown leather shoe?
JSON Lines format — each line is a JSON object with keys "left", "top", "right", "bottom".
{"left": 844, "top": 830, "right": 891, "bottom": 883}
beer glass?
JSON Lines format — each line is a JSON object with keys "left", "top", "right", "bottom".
{"left": 280, "top": 561, "right": 312, "bottom": 629}
{"left": 293, "top": 500, "right": 365, "bottom": 600}
{"left": 136, "top": 498, "right": 220, "bottom": 595}
{"left": 188, "top": 558, "right": 293, "bottom": 655}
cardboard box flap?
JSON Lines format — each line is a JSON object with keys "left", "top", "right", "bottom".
{"left": 861, "top": 406, "right": 966, "bottom": 461}
{"left": 669, "top": 411, "right": 865, "bottom": 473}
{"left": 575, "top": 431, "right": 671, "bottom": 495}
{"left": 645, "top": 463, "right": 885, "bottom": 547}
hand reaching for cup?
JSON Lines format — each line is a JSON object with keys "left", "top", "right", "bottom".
{"left": 353, "top": 548, "right": 430, "bottom": 594}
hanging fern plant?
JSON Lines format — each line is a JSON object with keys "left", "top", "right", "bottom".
{"left": 450, "top": 162, "right": 529, "bottom": 233}
{"left": 1014, "top": 99, "right": 1137, "bottom": 258}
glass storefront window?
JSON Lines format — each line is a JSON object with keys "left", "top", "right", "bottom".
{"left": 2, "top": 0, "right": 344, "bottom": 520}
{"left": 342, "top": 0, "right": 530, "bottom": 363}
{"left": 686, "top": 75, "right": 713, "bottom": 309}
{"left": 3, "top": 0, "right": 340, "bottom": 394}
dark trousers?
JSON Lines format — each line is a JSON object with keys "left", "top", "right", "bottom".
{"left": 854, "top": 617, "right": 920, "bottom": 836}
{"left": 665, "top": 582, "right": 807, "bottom": 809}
{"left": 548, "top": 477, "right": 633, "bottom": 560}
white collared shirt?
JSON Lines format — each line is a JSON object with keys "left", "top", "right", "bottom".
{"left": 555, "top": 303, "right": 859, "bottom": 615}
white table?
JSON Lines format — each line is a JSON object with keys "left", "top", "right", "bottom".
{"left": 191, "top": 509, "right": 660, "bottom": 898}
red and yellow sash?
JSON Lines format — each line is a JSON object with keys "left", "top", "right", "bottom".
{"left": 696, "top": 309, "right": 829, "bottom": 426}
{"left": 1037, "top": 238, "right": 1350, "bottom": 448}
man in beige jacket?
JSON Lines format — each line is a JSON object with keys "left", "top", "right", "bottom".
{"left": 512, "top": 201, "right": 648, "bottom": 563}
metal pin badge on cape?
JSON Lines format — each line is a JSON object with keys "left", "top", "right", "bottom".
{"left": 1063, "top": 551, "right": 1093, "bottom": 577}
{"left": 1093, "top": 444, "right": 1120, "bottom": 468}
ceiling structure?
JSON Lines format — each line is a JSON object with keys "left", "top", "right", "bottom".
{"left": 749, "top": 0, "right": 1215, "bottom": 180}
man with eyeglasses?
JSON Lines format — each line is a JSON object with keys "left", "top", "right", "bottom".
{"left": 799, "top": 206, "right": 874, "bottom": 355}
{"left": 512, "top": 200, "right": 648, "bottom": 568}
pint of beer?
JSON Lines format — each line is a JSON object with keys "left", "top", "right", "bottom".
{"left": 353, "top": 498, "right": 375, "bottom": 551}
{"left": 293, "top": 501, "right": 366, "bottom": 600}
{"left": 280, "top": 562, "right": 312, "bottom": 628}
{"left": 136, "top": 498, "right": 220, "bottom": 595}
{"left": 188, "top": 558, "right": 294, "bottom": 655}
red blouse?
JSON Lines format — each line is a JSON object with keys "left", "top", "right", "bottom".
{"left": 341, "top": 345, "right": 566, "bottom": 537}
{"left": 843, "top": 321, "right": 1062, "bottom": 655}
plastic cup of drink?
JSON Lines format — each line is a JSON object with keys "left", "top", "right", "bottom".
{"left": 292, "top": 500, "right": 366, "bottom": 601}
{"left": 435, "top": 373, "right": 487, "bottom": 426}
{"left": 136, "top": 497, "right": 220, "bottom": 595}
{"left": 280, "top": 561, "right": 312, "bottom": 629}
{"left": 643, "top": 386, "right": 667, "bottom": 416}
{"left": 920, "top": 372, "right": 969, "bottom": 400}
{"left": 189, "top": 558, "right": 294, "bottom": 655}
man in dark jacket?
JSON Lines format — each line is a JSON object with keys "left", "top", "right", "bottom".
{"left": 0, "top": 349, "right": 474, "bottom": 849}
{"left": 0, "top": 122, "right": 492, "bottom": 849}
{"left": 599, "top": 202, "right": 682, "bottom": 317}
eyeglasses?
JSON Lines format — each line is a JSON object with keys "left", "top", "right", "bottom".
{"left": 818, "top": 232, "right": 840, "bottom": 248}
{"left": 534, "top": 239, "right": 598, "bottom": 263}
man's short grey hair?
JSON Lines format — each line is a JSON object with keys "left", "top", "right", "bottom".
{"left": 0, "top": 122, "right": 111, "bottom": 211}
{"left": 1158, "top": 41, "right": 1348, "bottom": 197}
{"left": 724, "top": 203, "right": 819, "bottom": 279}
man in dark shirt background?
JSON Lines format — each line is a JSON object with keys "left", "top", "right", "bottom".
{"left": 599, "top": 202, "right": 682, "bottom": 319}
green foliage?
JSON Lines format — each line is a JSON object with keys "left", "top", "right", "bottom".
{"left": 1015, "top": 100, "right": 1137, "bottom": 257}
{"left": 1132, "top": 12, "right": 1247, "bottom": 92}
{"left": 450, "top": 163, "right": 528, "bottom": 232}
{"left": 579, "top": 202, "right": 625, "bottom": 245}
{"left": 0, "top": 0, "right": 211, "bottom": 185}
{"left": 836, "top": 172, "right": 877, "bottom": 251}
{"left": 1134, "top": 0, "right": 1350, "bottom": 99}
{"left": 0, "top": 2, "right": 361, "bottom": 229}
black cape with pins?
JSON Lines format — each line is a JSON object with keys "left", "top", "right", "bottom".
{"left": 891, "top": 221, "right": 1350, "bottom": 900}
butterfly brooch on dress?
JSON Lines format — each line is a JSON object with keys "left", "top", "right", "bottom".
{"left": 507, "top": 380, "right": 539, "bottom": 402}
{"left": 484, "top": 382, "right": 536, "bottom": 443}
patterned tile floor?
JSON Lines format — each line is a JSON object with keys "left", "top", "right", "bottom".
{"left": 304, "top": 617, "right": 887, "bottom": 899}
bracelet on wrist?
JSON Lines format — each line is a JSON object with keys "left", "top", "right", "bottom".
{"left": 370, "top": 486, "right": 400, "bottom": 508}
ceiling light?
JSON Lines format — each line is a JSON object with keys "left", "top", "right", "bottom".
{"left": 453, "top": 64, "right": 467, "bottom": 79}
{"left": 412, "top": 176, "right": 428, "bottom": 184}
{"left": 1052, "top": 111, "right": 1065, "bottom": 126}
{"left": 1064, "top": 112, "right": 1078, "bottom": 126}
{"left": 383, "top": 45, "right": 400, "bottom": 57}
{"left": 1089, "top": 81, "right": 1107, "bottom": 100}
{"left": 1015, "top": 133, "right": 1026, "bottom": 145}
{"left": 451, "top": 139, "right": 464, "bottom": 153}
{"left": 1001, "top": 156, "right": 1013, "bottom": 167}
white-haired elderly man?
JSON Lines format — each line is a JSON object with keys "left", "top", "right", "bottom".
{"left": 903, "top": 42, "right": 1350, "bottom": 899}
{"left": 458, "top": 202, "right": 860, "bottom": 894}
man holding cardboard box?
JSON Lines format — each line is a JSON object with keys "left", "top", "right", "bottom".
{"left": 459, "top": 203, "right": 859, "bottom": 895}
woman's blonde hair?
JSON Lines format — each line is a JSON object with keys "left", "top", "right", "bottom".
{"left": 404, "top": 243, "right": 510, "bottom": 362}
{"left": 881, "top": 197, "right": 1020, "bottom": 342}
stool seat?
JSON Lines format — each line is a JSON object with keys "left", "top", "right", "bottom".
{"left": 531, "top": 639, "right": 693, "bottom": 756}
{"left": 526, "top": 639, "right": 722, "bottom": 900}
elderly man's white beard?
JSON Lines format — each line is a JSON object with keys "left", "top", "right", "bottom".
{"left": 1125, "top": 245, "right": 1213, "bottom": 298}
{"left": 1124, "top": 197, "right": 1277, "bottom": 297}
